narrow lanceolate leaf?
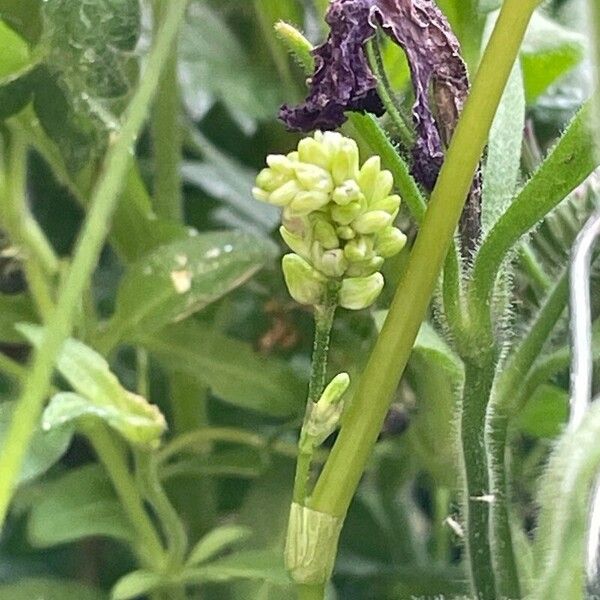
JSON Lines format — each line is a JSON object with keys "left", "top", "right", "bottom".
{"left": 187, "top": 525, "right": 253, "bottom": 566}
{"left": 140, "top": 321, "right": 305, "bottom": 418}
{"left": 102, "top": 231, "right": 276, "bottom": 346}
{"left": 18, "top": 324, "right": 166, "bottom": 447}
{"left": 0, "top": 401, "right": 72, "bottom": 485}
{"left": 111, "top": 571, "right": 164, "bottom": 600}
{"left": 27, "top": 465, "right": 134, "bottom": 548}
{"left": 0, "top": 578, "right": 106, "bottom": 600}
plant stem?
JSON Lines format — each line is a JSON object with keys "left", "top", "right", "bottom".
{"left": 298, "top": 584, "right": 326, "bottom": 600}
{"left": 82, "top": 424, "right": 166, "bottom": 570}
{"left": 293, "top": 283, "right": 338, "bottom": 505}
{"left": 486, "top": 270, "right": 569, "bottom": 599}
{"left": 305, "top": 0, "right": 536, "bottom": 594}
{"left": 365, "top": 37, "right": 415, "bottom": 149}
{"left": 152, "top": 0, "right": 184, "bottom": 222}
{"left": 460, "top": 352, "right": 497, "bottom": 599}
{"left": 0, "top": 1, "right": 189, "bottom": 528}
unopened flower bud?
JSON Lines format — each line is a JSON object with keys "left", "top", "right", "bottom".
{"left": 357, "top": 156, "right": 381, "bottom": 194}
{"left": 252, "top": 187, "right": 270, "bottom": 202}
{"left": 332, "top": 180, "right": 363, "bottom": 206}
{"left": 371, "top": 194, "right": 401, "bottom": 215}
{"left": 294, "top": 163, "right": 334, "bottom": 194}
{"left": 280, "top": 226, "right": 311, "bottom": 259}
{"left": 313, "top": 219, "right": 339, "bottom": 250}
{"left": 331, "top": 201, "right": 362, "bottom": 226}
{"left": 305, "top": 372, "right": 350, "bottom": 445}
{"left": 256, "top": 168, "right": 289, "bottom": 192}
{"left": 343, "top": 236, "right": 370, "bottom": 263}
{"left": 336, "top": 226, "right": 355, "bottom": 240}
{"left": 282, "top": 254, "right": 327, "bottom": 306}
{"left": 267, "top": 154, "right": 296, "bottom": 175}
{"left": 289, "top": 191, "right": 329, "bottom": 216}
{"left": 376, "top": 227, "right": 407, "bottom": 258}
{"left": 297, "top": 136, "right": 331, "bottom": 169}
{"left": 269, "top": 180, "right": 302, "bottom": 206}
{"left": 312, "top": 243, "right": 348, "bottom": 278}
{"left": 368, "top": 170, "right": 394, "bottom": 204}
{"left": 352, "top": 210, "right": 393, "bottom": 234}
{"left": 346, "top": 256, "right": 384, "bottom": 277}
{"left": 331, "top": 138, "right": 360, "bottom": 185}
{"left": 339, "top": 272, "right": 384, "bottom": 310}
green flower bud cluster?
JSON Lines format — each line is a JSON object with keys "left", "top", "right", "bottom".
{"left": 253, "top": 131, "right": 407, "bottom": 309}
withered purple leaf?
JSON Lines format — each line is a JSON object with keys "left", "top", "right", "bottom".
{"left": 279, "top": 0, "right": 383, "bottom": 132}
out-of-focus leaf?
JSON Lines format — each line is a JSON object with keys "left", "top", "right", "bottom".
{"left": 43, "top": 392, "right": 165, "bottom": 447}
{"left": 478, "top": 0, "right": 501, "bottom": 13}
{"left": 0, "top": 20, "right": 31, "bottom": 80}
{"left": 179, "top": 2, "right": 280, "bottom": 133}
{"left": 0, "top": 401, "right": 72, "bottom": 485}
{"left": 521, "top": 12, "right": 584, "bottom": 104}
{"left": 184, "top": 129, "right": 279, "bottom": 232}
{"left": 187, "top": 525, "right": 253, "bottom": 566}
{"left": 482, "top": 14, "right": 525, "bottom": 231}
{"left": 0, "top": 294, "right": 37, "bottom": 343}
{"left": 27, "top": 464, "right": 134, "bottom": 547}
{"left": 0, "top": 578, "right": 106, "bottom": 600}
{"left": 0, "top": 0, "right": 42, "bottom": 44}
{"left": 141, "top": 321, "right": 304, "bottom": 418}
{"left": 181, "top": 550, "right": 290, "bottom": 586}
{"left": 111, "top": 571, "right": 164, "bottom": 600}
{"left": 19, "top": 324, "right": 166, "bottom": 447}
{"left": 516, "top": 384, "right": 568, "bottom": 439}
{"left": 105, "top": 231, "right": 276, "bottom": 344}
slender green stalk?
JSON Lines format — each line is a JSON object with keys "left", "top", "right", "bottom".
{"left": 305, "top": 2, "right": 537, "bottom": 597}
{"left": 82, "top": 424, "right": 166, "bottom": 570}
{"left": 486, "top": 270, "right": 568, "bottom": 599}
{"left": 152, "top": 0, "right": 184, "bottom": 222}
{"left": 0, "top": 1, "right": 189, "bottom": 528}
{"left": 293, "top": 283, "right": 338, "bottom": 505}
{"left": 365, "top": 37, "right": 415, "bottom": 149}
{"left": 433, "top": 487, "right": 450, "bottom": 563}
{"left": 461, "top": 352, "right": 497, "bottom": 599}
{"left": 519, "top": 243, "right": 552, "bottom": 297}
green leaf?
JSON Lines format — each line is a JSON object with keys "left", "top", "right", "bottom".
{"left": 0, "top": 293, "right": 37, "bottom": 343}
{"left": 0, "top": 401, "right": 72, "bottom": 484}
{"left": 0, "top": 19, "right": 31, "bottom": 80}
{"left": 111, "top": 571, "right": 164, "bottom": 600}
{"left": 18, "top": 324, "right": 166, "bottom": 447}
{"left": 141, "top": 321, "right": 304, "bottom": 418}
{"left": 187, "top": 525, "right": 253, "bottom": 566}
{"left": 516, "top": 384, "right": 568, "bottom": 439}
{"left": 0, "top": 0, "right": 42, "bottom": 44}
{"left": 521, "top": 12, "right": 584, "bottom": 104}
{"left": 482, "top": 15, "right": 525, "bottom": 232}
{"left": 105, "top": 231, "right": 276, "bottom": 344}
{"left": 181, "top": 550, "right": 290, "bottom": 586}
{"left": 43, "top": 392, "right": 165, "bottom": 447}
{"left": 180, "top": 3, "right": 280, "bottom": 132}
{"left": 0, "top": 578, "right": 106, "bottom": 600}
{"left": 27, "top": 464, "right": 134, "bottom": 547}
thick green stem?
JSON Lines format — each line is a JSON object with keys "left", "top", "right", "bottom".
{"left": 303, "top": 1, "right": 536, "bottom": 594}
{"left": 293, "top": 283, "right": 338, "bottom": 505}
{"left": 461, "top": 352, "right": 497, "bottom": 599}
{"left": 83, "top": 424, "right": 166, "bottom": 570}
{"left": 152, "top": 0, "right": 183, "bottom": 222}
{"left": 486, "top": 270, "right": 569, "bottom": 599}
{"left": 0, "top": 1, "right": 189, "bottom": 528}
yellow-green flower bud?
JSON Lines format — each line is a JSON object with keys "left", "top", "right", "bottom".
{"left": 346, "top": 256, "right": 384, "bottom": 277}
{"left": 288, "top": 191, "right": 330, "bottom": 216}
{"left": 297, "top": 136, "right": 331, "bottom": 170}
{"left": 339, "top": 273, "right": 384, "bottom": 310}
{"left": 282, "top": 254, "right": 327, "bottom": 306}
{"left": 332, "top": 180, "right": 364, "bottom": 206}
{"left": 294, "top": 163, "right": 334, "bottom": 194}
{"left": 357, "top": 156, "right": 381, "bottom": 194}
{"left": 252, "top": 187, "right": 270, "bottom": 203}
{"left": 269, "top": 180, "right": 302, "bottom": 207}
{"left": 280, "top": 226, "right": 311, "bottom": 260}
{"left": 267, "top": 154, "right": 296, "bottom": 175}
{"left": 336, "top": 226, "right": 356, "bottom": 240}
{"left": 331, "top": 137, "right": 360, "bottom": 185}
{"left": 376, "top": 227, "right": 407, "bottom": 258}
{"left": 368, "top": 170, "right": 394, "bottom": 204}
{"left": 352, "top": 210, "right": 393, "bottom": 234}
{"left": 312, "top": 243, "right": 348, "bottom": 278}
{"left": 331, "top": 201, "right": 363, "bottom": 225}
{"left": 305, "top": 372, "right": 350, "bottom": 445}
{"left": 312, "top": 218, "right": 339, "bottom": 250}
{"left": 343, "top": 236, "right": 370, "bottom": 263}
{"left": 256, "top": 168, "right": 289, "bottom": 192}
{"left": 371, "top": 194, "right": 401, "bottom": 215}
